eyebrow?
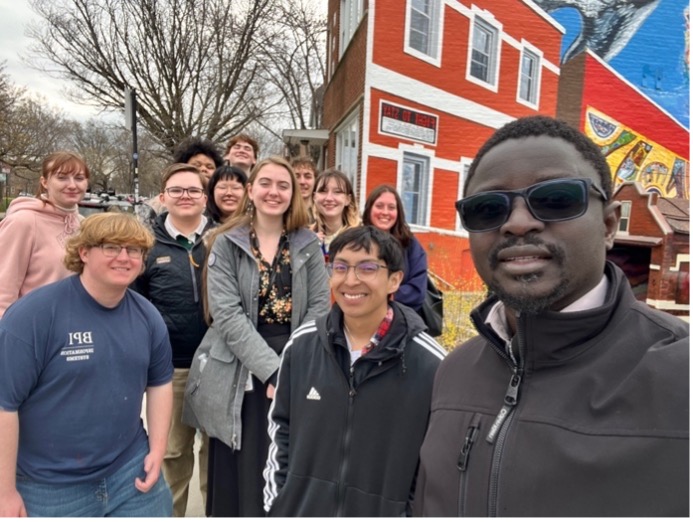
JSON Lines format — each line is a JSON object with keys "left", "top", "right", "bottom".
{"left": 333, "top": 256, "right": 380, "bottom": 263}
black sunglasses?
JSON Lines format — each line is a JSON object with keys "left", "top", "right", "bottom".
{"left": 456, "top": 177, "right": 608, "bottom": 233}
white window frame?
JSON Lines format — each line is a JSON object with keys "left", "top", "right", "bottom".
{"left": 399, "top": 151, "right": 432, "bottom": 227}
{"left": 340, "top": 0, "right": 364, "bottom": 56}
{"left": 618, "top": 201, "right": 632, "bottom": 233}
{"left": 404, "top": 0, "right": 443, "bottom": 67}
{"left": 335, "top": 110, "right": 360, "bottom": 185}
{"left": 456, "top": 161, "right": 471, "bottom": 232}
{"left": 466, "top": 15, "right": 502, "bottom": 93}
{"left": 516, "top": 41, "right": 542, "bottom": 109}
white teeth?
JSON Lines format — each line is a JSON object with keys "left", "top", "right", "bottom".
{"left": 507, "top": 256, "right": 541, "bottom": 262}
{"left": 343, "top": 293, "right": 366, "bottom": 300}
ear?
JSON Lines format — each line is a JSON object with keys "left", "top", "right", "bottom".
{"left": 159, "top": 192, "right": 166, "bottom": 205}
{"left": 78, "top": 246, "right": 90, "bottom": 264}
{"left": 387, "top": 270, "right": 404, "bottom": 295}
{"left": 603, "top": 200, "right": 621, "bottom": 251}
{"left": 39, "top": 176, "right": 47, "bottom": 191}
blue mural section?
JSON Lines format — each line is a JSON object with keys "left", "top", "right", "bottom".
{"left": 537, "top": 0, "right": 690, "bottom": 129}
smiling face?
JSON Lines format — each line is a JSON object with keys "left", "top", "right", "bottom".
{"left": 314, "top": 177, "right": 351, "bottom": 224}
{"left": 79, "top": 242, "right": 144, "bottom": 292}
{"left": 214, "top": 176, "right": 245, "bottom": 220}
{"left": 248, "top": 163, "right": 293, "bottom": 219}
{"left": 369, "top": 191, "right": 398, "bottom": 233}
{"left": 159, "top": 170, "right": 207, "bottom": 222}
{"left": 187, "top": 153, "right": 217, "bottom": 180}
{"left": 294, "top": 166, "right": 316, "bottom": 202}
{"left": 41, "top": 169, "right": 89, "bottom": 208}
{"left": 466, "top": 135, "right": 619, "bottom": 314}
{"left": 226, "top": 140, "right": 256, "bottom": 171}
{"left": 330, "top": 243, "right": 403, "bottom": 322}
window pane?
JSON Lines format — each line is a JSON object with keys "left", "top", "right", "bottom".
{"left": 412, "top": 0, "right": 430, "bottom": 13}
{"left": 402, "top": 154, "right": 429, "bottom": 225}
{"left": 520, "top": 51, "right": 538, "bottom": 102}
{"left": 471, "top": 24, "right": 493, "bottom": 82}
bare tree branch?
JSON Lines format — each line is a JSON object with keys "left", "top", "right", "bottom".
{"left": 27, "top": 0, "right": 278, "bottom": 153}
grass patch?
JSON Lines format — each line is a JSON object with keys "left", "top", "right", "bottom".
{"left": 437, "top": 289, "right": 486, "bottom": 351}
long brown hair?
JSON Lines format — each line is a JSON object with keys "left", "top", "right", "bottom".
{"left": 362, "top": 184, "right": 413, "bottom": 248}
{"left": 312, "top": 168, "right": 360, "bottom": 234}
{"left": 202, "top": 156, "right": 308, "bottom": 323}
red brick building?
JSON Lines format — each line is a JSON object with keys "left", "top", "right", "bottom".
{"left": 321, "top": 0, "right": 563, "bottom": 285}
{"left": 609, "top": 182, "right": 689, "bottom": 317}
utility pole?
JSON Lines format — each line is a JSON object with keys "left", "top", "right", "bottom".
{"left": 124, "top": 87, "right": 139, "bottom": 201}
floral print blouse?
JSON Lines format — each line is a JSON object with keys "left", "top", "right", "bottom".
{"left": 249, "top": 228, "right": 292, "bottom": 325}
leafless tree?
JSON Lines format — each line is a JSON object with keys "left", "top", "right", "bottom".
{"left": 0, "top": 64, "right": 73, "bottom": 190}
{"left": 27, "top": 0, "right": 278, "bottom": 154}
{"left": 258, "top": 0, "right": 327, "bottom": 134}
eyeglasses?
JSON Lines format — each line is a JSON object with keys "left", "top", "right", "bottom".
{"left": 99, "top": 243, "right": 144, "bottom": 259}
{"left": 326, "top": 261, "right": 389, "bottom": 281}
{"left": 456, "top": 178, "right": 608, "bottom": 233}
{"left": 164, "top": 187, "right": 205, "bottom": 199}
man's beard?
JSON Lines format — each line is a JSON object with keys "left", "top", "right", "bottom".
{"left": 487, "top": 235, "right": 569, "bottom": 315}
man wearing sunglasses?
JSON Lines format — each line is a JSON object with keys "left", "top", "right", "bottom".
{"left": 263, "top": 226, "right": 446, "bottom": 516}
{"left": 413, "top": 116, "right": 689, "bottom": 516}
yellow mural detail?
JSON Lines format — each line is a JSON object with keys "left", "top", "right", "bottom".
{"left": 584, "top": 107, "right": 689, "bottom": 199}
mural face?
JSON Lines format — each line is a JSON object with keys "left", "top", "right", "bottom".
{"left": 585, "top": 107, "right": 689, "bottom": 199}
{"left": 539, "top": 0, "right": 690, "bottom": 128}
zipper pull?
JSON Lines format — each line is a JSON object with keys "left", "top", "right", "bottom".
{"left": 348, "top": 366, "right": 357, "bottom": 397}
{"left": 486, "top": 370, "right": 522, "bottom": 443}
{"left": 458, "top": 423, "right": 479, "bottom": 471}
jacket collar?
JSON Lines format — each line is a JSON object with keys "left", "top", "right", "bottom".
{"left": 320, "top": 301, "right": 426, "bottom": 363}
{"left": 225, "top": 225, "right": 316, "bottom": 253}
{"left": 471, "top": 262, "right": 635, "bottom": 371}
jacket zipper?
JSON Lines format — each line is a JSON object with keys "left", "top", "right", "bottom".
{"left": 487, "top": 316, "right": 526, "bottom": 517}
{"left": 336, "top": 365, "right": 357, "bottom": 516}
{"left": 457, "top": 414, "right": 480, "bottom": 516}
{"left": 189, "top": 261, "right": 199, "bottom": 303}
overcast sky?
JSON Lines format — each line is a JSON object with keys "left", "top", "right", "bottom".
{"left": 0, "top": 0, "right": 104, "bottom": 120}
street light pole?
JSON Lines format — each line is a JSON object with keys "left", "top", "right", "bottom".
{"left": 124, "top": 87, "right": 139, "bottom": 202}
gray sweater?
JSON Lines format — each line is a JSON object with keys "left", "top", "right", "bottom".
{"left": 182, "top": 225, "right": 330, "bottom": 449}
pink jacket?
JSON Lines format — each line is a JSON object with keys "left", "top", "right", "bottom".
{"left": 0, "top": 197, "right": 82, "bottom": 317}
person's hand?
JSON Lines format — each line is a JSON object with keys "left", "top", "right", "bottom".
{"left": 0, "top": 488, "right": 27, "bottom": 517}
{"left": 266, "top": 383, "right": 276, "bottom": 400}
{"left": 134, "top": 451, "right": 163, "bottom": 493}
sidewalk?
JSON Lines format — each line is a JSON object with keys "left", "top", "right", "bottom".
{"left": 184, "top": 432, "right": 205, "bottom": 517}
{"left": 142, "top": 399, "right": 205, "bottom": 517}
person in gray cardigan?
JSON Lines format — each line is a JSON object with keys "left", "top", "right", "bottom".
{"left": 182, "top": 156, "right": 330, "bottom": 517}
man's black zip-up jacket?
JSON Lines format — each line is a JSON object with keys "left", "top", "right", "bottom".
{"left": 413, "top": 262, "right": 689, "bottom": 516}
{"left": 131, "top": 213, "right": 212, "bottom": 368}
{"left": 263, "top": 301, "right": 446, "bottom": 516}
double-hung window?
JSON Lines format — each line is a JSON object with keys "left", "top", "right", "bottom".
{"left": 336, "top": 113, "right": 359, "bottom": 184}
{"left": 340, "top": 0, "right": 364, "bottom": 56}
{"left": 401, "top": 152, "right": 430, "bottom": 226}
{"left": 468, "top": 17, "right": 500, "bottom": 90}
{"left": 518, "top": 48, "right": 540, "bottom": 106}
{"left": 407, "top": 0, "right": 440, "bottom": 61}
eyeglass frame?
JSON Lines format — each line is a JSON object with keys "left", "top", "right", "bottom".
{"left": 326, "top": 261, "right": 390, "bottom": 281}
{"left": 455, "top": 177, "right": 608, "bottom": 233}
{"left": 164, "top": 186, "right": 205, "bottom": 199}
{"left": 98, "top": 243, "right": 145, "bottom": 259}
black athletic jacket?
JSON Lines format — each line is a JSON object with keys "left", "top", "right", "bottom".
{"left": 263, "top": 301, "right": 446, "bottom": 517}
{"left": 413, "top": 262, "right": 689, "bottom": 516}
{"left": 132, "top": 213, "right": 212, "bottom": 368}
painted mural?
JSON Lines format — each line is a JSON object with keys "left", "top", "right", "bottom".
{"left": 536, "top": 0, "right": 690, "bottom": 128}
{"left": 585, "top": 107, "right": 689, "bottom": 199}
